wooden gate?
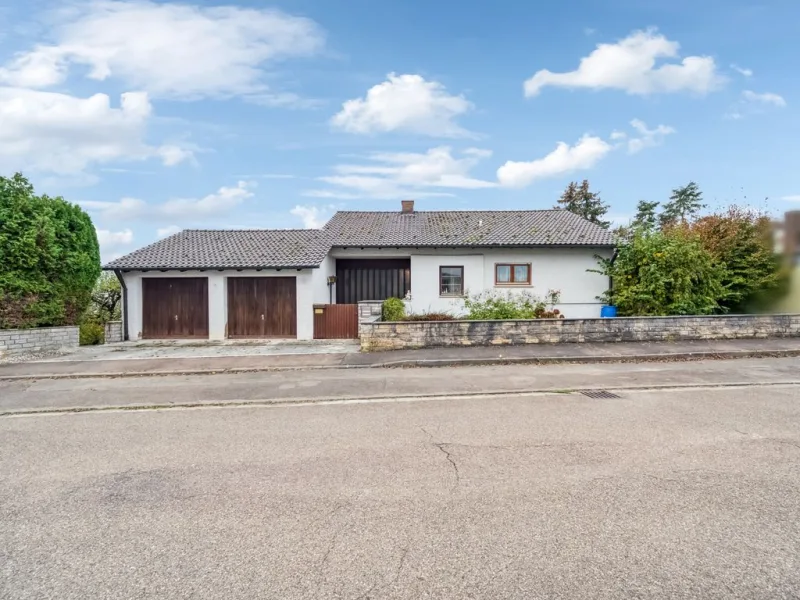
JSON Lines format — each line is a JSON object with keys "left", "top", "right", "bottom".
{"left": 142, "top": 278, "right": 209, "bottom": 339}
{"left": 228, "top": 277, "right": 297, "bottom": 338}
{"left": 313, "top": 304, "right": 359, "bottom": 339}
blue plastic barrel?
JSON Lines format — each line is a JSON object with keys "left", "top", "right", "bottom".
{"left": 600, "top": 305, "right": 617, "bottom": 318}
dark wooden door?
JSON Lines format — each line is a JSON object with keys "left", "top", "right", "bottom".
{"left": 313, "top": 304, "right": 359, "bottom": 339}
{"left": 336, "top": 259, "right": 411, "bottom": 304}
{"left": 227, "top": 277, "right": 297, "bottom": 338}
{"left": 142, "top": 278, "right": 208, "bottom": 339}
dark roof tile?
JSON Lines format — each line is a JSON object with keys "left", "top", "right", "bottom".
{"left": 104, "top": 209, "right": 614, "bottom": 270}
{"left": 323, "top": 210, "right": 615, "bottom": 247}
{"left": 104, "top": 229, "right": 332, "bottom": 270}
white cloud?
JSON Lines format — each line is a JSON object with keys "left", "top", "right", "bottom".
{"left": 156, "top": 145, "right": 196, "bottom": 167}
{"left": 731, "top": 64, "right": 753, "bottom": 77}
{"left": 96, "top": 228, "right": 134, "bottom": 253}
{"left": 524, "top": 28, "right": 723, "bottom": 97}
{"left": 307, "top": 147, "right": 495, "bottom": 199}
{"left": 726, "top": 90, "right": 787, "bottom": 119}
{"left": 0, "top": 0, "right": 324, "bottom": 99}
{"left": 742, "top": 90, "right": 786, "bottom": 107}
{"left": 497, "top": 135, "right": 612, "bottom": 188}
{"left": 80, "top": 181, "right": 254, "bottom": 221}
{"left": 156, "top": 225, "right": 181, "bottom": 237}
{"left": 331, "top": 73, "right": 473, "bottom": 137}
{"left": 781, "top": 195, "right": 800, "bottom": 202}
{"left": 245, "top": 92, "right": 324, "bottom": 109}
{"left": 290, "top": 204, "right": 334, "bottom": 229}
{"left": 237, "top": 173, "right": 295, "bottom": 180}
{"left": 625, "top": 119, "right": 676, "bottom": 153}
{"left": 0, "top": 88, "right": 194, "bottom": 174}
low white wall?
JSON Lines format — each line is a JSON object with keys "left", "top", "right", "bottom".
{"left": 122, "top": 269, "right": 315, "bottom": 341}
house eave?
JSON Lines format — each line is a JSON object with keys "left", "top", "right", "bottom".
{"left": 103, "top": 264, "right": 322, "bottom": 272}
{"left": 330, "top": 243, "right": 616, "bottom": 250}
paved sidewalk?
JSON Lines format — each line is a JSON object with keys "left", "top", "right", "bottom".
{"left": 0, "top": 338, "right": 798, "bottom": 379}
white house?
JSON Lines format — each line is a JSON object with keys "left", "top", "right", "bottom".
{"left": 104, "top": 201, "right": 615, "bottom": 341}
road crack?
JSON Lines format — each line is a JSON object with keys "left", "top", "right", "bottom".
{"left": 419, "top": 427, "right": 461, "bottom": 490}
{"left": 355, "top": 546, "right": 410, "bottom": 600}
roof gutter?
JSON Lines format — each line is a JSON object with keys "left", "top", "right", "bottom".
{"left": 113, "top": 269, "right": 129, "bottom": 342}
{"left": 102, "top": 264, "right": 322, "bottom": 271}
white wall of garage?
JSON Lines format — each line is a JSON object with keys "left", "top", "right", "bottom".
{"left": 121, "top": 269, "right": 316, "bottom": 341}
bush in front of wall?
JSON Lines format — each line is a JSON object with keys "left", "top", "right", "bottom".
{"left": 463, "top": 290, "right": 562, "bottom": 320}
{"left": 79, "top": 322, "right": 104, "bottom": 345}
{"left": 381, "top": 297, "right": 406, "bottom": 321}
{"left": 404, "top": 312, "right": 457, "bottom": 322}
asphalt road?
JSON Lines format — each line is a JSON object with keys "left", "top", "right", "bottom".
{"left": 2, "top": 364, "right": 800, "bottom": 599}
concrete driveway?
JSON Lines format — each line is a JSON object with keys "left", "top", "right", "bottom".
{"left": 2, "top": 363, "right": 799, "bottom": 599}
{"left": 25, "top": 338, "right": 360, "bottom": 362}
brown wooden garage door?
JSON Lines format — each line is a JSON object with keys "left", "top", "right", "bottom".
{"left": 142, "top": 278, "right": 209, "bottom": 339}
{"left": 227, "top": 277, "right": 297, "bottom": 338}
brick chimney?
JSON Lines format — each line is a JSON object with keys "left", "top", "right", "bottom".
{"left": 401, "top": 200, "right": 415, "bottom": 214}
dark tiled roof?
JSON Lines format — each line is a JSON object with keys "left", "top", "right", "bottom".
{"left": 323, "top": 210, "right": 615, "bottom": 247}
{"left": 104, "top": 210, "right": 614, "bottom": 270}
{"left": 104, "top": 229, "right": 332, "bottom": 270}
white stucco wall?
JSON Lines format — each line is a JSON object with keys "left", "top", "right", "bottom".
{"left": 408, "top": 253, "right": 484, "bottom": 314}
{"left": 326, "top": 247, "right": 612, "bottom": 318}
{"left": 121, "top": 269, "right": 315, "bottom": 341}
{"left": 480, "top": 248, "right": 612, "bottom": 318}
{"left": 312, "top": 254, "right": 337, "bottom": 305}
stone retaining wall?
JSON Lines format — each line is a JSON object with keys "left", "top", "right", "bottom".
{"left": 104, "top": 321, "right": 123, "bottom": 344}
{"left": 0, "top": 326, "right": 80, "bottom": 357}
{"left": 360, "top": 314, "right": 800, "bottom": 351}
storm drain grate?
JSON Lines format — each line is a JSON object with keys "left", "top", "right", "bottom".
{"left": 580, "top": 389, "right": 621, "bottom": 399}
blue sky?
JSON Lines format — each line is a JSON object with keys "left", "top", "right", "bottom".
{"left": 0, "top": 0, "right": 797, "bottom": 260}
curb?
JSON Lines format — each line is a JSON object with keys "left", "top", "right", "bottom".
{"left": 3, "top": 380, "right": 799, "bottom": 417}
{"left": 1, "top": 348, "right": 799, "bottom": 381}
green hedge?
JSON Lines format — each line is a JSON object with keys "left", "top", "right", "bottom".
{"left": 0, "top": 173, "right": 100, "bottom": 329}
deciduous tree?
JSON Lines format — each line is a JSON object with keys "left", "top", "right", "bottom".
{"left": 594, "top": 229, "right": 724, "bottom": 316}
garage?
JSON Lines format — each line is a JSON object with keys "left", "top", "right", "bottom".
{"left": 142, "top": 278, "right": 209, "bottom": 339}
{"left": 227, "top": 277, "right": 297, "bottom": 338}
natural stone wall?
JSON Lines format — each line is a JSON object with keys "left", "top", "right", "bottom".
{"left": 358, "top": 300, "right": 383, "bottom": 323}
{"left": 360, "top": 314, "right": 800, "bottom": 351}
{"left": 104, "top": 321, "right": 123, "bottom": 344}
{"left": 0, "top": 326, "right": 79, "bottom": 357}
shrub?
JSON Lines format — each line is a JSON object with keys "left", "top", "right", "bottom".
{"left": 463, "top": 290, "right": 562, "bottom": 320}
{"left": 405, "top": 312, "right": 457, "bottom": 322}
{"left": 678, "top": 207, "right": 785, "bottom": 313}
{"left": 595, "top": 228, "right": 724, "bottom": 316}
{"left": 381, "top": 297, "right": 406, "bottom": 321}
{"left": 0, "top": 173, "right": 100, "bottom": 329}
{"left": 79, "top": 322, "right": 104, "bottom": 346}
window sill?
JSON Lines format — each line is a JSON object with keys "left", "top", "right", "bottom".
{"left": 494, "top": 284, "right": 532, "bottom": 288}
{"left": 440, "top": 294, "right": 466, "bottom": 299}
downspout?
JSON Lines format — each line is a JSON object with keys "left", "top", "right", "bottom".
{"left": 608, "top": 248, "right": 619, "bottom": 305}
{"left": 113, "top": 269, "right": 129, "bottom": 341}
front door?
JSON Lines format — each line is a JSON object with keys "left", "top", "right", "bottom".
{"left": 227, "top": 277, "right": 297, "bottom": 338}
